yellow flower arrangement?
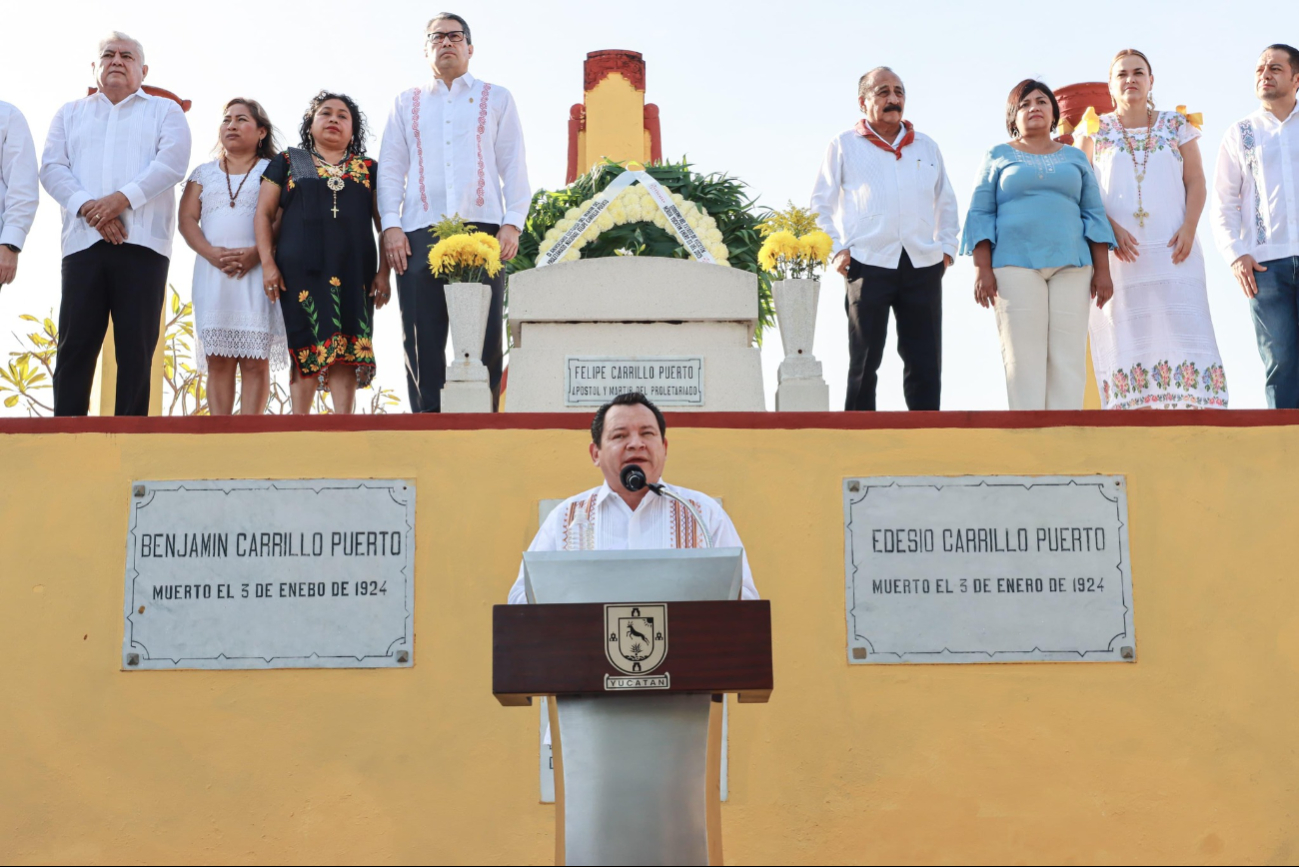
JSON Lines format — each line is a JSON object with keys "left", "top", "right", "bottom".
{"left": 536, "top": 183, "right": 730, "bottom": 265}
{"left": 758, "top": 203, "right": 833, "bottom": 280}
{"left": 427, "top": 228, "right": 504, "bottom": 284}
{"left": 758, "top": 225, "right": 833, "bottom": 281}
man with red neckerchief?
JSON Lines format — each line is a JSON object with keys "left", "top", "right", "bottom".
{"left": 811, "top": 66, "right": 958, "bottom": 412}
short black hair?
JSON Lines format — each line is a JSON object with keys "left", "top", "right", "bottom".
{"left": 591, "top": 392, "right": 667, "bottom": 446}
{"left": 1005, "top": 79, "right": 1060, "bottom": 137}
{"left": 1263, "top": 43, "right": 1299, "bottom": 76}
{"left": 427, "top": 12, "right": 472, "bottom": 45}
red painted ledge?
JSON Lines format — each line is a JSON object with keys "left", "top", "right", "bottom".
{"left": 2, "top": 410, "right": 1298, "bottom": 436}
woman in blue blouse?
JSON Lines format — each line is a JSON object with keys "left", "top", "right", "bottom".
{"left": 961, "top": 79, "right": 1117, "bottom": 410}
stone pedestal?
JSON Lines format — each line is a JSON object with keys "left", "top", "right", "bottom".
{"left": 772, "top": 279, "right": 830, "bottom": 412}
{"left": 440, "top": 282, "right": 494, "bottom": 413}
{"left": 506, "top": 258, "right": 765, "bottom": 412}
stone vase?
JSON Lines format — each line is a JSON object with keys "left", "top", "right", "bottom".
{"left": 772, "top": 278, "right": 829, "bottom": 412}
{"left": 440, "top": 281, "right": 493, "bottom": 413}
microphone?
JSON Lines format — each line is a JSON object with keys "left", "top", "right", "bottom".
{"left": 617, "top": 463, "right": 713, "bottom": 548}
{"left": 621, "top": 464, "right": 648, "bottom": 492}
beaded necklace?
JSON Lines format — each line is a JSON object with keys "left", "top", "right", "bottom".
{"left": 1114, "top": 110, "right": 1155, "bottom": 228}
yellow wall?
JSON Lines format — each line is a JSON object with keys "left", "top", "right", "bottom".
{"left": 2, "top": 421, "right": 1297, "bottom": 864}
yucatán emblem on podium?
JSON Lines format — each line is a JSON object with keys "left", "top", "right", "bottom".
{"left": 604, "top": 604, "right": 670, "bottom": 691}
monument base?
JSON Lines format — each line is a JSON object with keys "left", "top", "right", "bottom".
{"left": 506, "top": 258, "right": 765, "bottom": 412}
{"left": 441, "top": 376, "right": 493, "bottom": 413}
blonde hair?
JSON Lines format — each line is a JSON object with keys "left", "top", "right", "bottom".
{"left": 1109, "top": 48, "right": 1155, "bottom": 109}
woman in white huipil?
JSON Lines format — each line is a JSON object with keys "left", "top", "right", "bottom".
{"left": 178, "top": 98, "right": 286, "bottom": 414}
{"left": 1080, "top": 50, "right": 1228, "bottom": 409}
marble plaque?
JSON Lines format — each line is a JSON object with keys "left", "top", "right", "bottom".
{"left": 565, "top": 356, "right": 704, "bottom": 406}
{"left": 122, "top": 479, "right": 415, "bottom": 670}
{"left": 843, "top": 476, "right": 1134, "bottom": 664}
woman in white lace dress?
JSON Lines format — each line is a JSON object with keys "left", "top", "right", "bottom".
{"left": 1080, "top": 50, "right": 1228, "bottom": 409}
{"left": 178, "top": 98, "right": 286, "bottom": 414}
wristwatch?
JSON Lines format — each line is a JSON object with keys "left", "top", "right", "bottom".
{"left": 1, "top": 244, "right": 19, "bottom": 254}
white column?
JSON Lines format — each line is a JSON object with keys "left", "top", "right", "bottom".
{"left": 773, "top": 278, "right": 829, "bottom": 411}
{"left": 440, "top": 282, "right": 494, "bottom": 413}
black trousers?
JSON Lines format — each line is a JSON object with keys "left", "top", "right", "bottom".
{"left": 53, "top": 242, "right": 170, "bottom": 417}
{"left": 396, "top": 224, "right": 506, "bottom": 412}
{"left": 844, "top": 251, "right": 944, "bottom": 411}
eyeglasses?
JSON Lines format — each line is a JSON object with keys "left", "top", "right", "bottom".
{"left": 426, "top": 31, "right": 466, "bottom": 45}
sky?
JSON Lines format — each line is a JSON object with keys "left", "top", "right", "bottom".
{"left": 0, "top": 0, "right": 1283, "bottom": 414}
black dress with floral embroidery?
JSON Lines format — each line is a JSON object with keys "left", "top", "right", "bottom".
{"left": 262, "top": 151, "right": 377, "bottom": 386}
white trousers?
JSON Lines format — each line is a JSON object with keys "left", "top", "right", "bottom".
{"left": 993, "top": 265, "right": 1093, "bottom": 410}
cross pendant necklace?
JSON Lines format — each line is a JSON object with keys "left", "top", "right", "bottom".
{"left": 1115, "top": 110, "right": 1154, "bottom": 229}
{"left": 313, "top": 149, "right": 349, "bottom": 220}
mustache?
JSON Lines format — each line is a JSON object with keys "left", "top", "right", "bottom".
{"left": 883, "top": 105, "right": 902, "bottom": 113}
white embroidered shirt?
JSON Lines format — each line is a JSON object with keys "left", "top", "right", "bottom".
{"left": 508, "top": 481, "right": 759, "bottom": 605}
{"left": 810, "top": 126, "right": 960, "bottom": 269}
{"left": 1212, "top": 102, "right": 1299, "bottom": 264}
{"left": 39, "top": 88, "right": 192, "bottom": 259}
{"left": 0, "top": 102, "right": 39, "bottom": 250}
{"left": 378, "top": 72, "right": 530, "bottom": 234}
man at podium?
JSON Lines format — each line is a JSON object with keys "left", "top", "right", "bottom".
{"left": 508, "top": 392, "right": 758, "bottom": 603}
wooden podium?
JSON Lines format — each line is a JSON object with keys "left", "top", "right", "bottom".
{"left": 493, "top": 549, "right": 773, "bottom": 866}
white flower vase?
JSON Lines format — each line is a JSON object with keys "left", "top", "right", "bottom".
{"left": 440, "top": 281, "right": 494, "bottom": 413}
{"left": 773, "top": 278, "right": 830, "bottom": 412}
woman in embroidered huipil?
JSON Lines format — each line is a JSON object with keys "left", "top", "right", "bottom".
{"left": 961, "top": 79, "right": 1117, "bottom": 410}
{"left": 1080, "top": 50, "right": 1227, "bottom": 409}
{"left": 255, "top": 91, "right": 391, "bottom": 414}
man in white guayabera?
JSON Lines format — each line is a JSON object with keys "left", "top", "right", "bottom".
{"left": 378, "top": 12, "right": 530, "bottom": 412}
{"left": 508, "top": 392, "right": 759, "bottom": 605}
{"left": 810, "top": 66, "right": 959, "bottom": 412}
{"left": 0, "top": 99, "right": 38, "bottom": 290}
{"left": 1212, "top": 44, "right": 1299, "bottom": 408}
{"left": 40, "top": 32, "right": 192, "bottom": 416}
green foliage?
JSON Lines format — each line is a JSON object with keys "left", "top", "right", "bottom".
{"left": 509, "top": 158, "right": 775, "bottom": 342}
{"left": 759, "top": 201, "right": 822, "bottom": 238}
{"left": 431, "top": 213, "right": 478, "bottom": 240}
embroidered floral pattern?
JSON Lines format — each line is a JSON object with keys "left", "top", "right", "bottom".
{"left": 1130, "top": 363, "right": 1150, "bottom": 393}
{"left": 411, "top": 87, "right": 429, "bottom": 213}
{"left": 1202, "top": 363, "right": 1227, "bottom": 395}
{"left": 1239, "top": 120, "right": 1267, "bottom": 245}
{"left": 1152, "top": 360, "right": 1172, "bottom": 390}
{"left": 285, "top": 156, "right": 373, "bottom": 191}
{"left": 474, "top": 82, "right": 492, "bottom": 207}
{"left": 1112, "top": 368, "right": 1131, "bottom": 398}
{"left": 1100, "top": 358, "right": 1228, "bottom": 410}
{"left": 293, "top": 332, "right": 376, "bottom": 379}
{"left": 1173, "top": 360, "right": 1199, "bottom": 392}
{"left": 1094, "top": 112, "right": 1183, "bottom": 162}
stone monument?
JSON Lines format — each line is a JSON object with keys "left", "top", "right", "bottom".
{"left": 505, "top": 257, "right": 764, "bottom": 412}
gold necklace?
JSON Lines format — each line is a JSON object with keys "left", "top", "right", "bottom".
{"left": 1115, "top": 110, "right": 1154, "bottom": 228}
{"left": 313, "top": 150, "right": 349, "bottom": 219}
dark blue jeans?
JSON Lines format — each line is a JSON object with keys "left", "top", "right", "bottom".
{"left": 1250, "top": 256, "right": 1299, "bottom": 408}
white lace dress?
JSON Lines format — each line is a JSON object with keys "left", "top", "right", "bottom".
{"left": 187, "top": 158, "right": 286, "bottom": 371}
{"left": 1086, "top": 111, "right": 1227, "bottom": 409}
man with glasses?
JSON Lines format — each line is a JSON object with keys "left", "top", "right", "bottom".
{"left": 378, "top": 13, "right": 530, "bottom": 412}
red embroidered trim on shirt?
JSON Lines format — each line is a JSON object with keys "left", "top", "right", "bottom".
{"left": 668, "top": 498, "right": 704, "bottom": 549}
{"left": 411, "top": 88, "right": 428, "bottom": 212}
{"left": 475, "top": 83, "right": 492, "bottom": 208}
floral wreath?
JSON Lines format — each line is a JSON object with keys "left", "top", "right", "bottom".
{"left": 537, "top": 178, "right": 731, "bottom": 266}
